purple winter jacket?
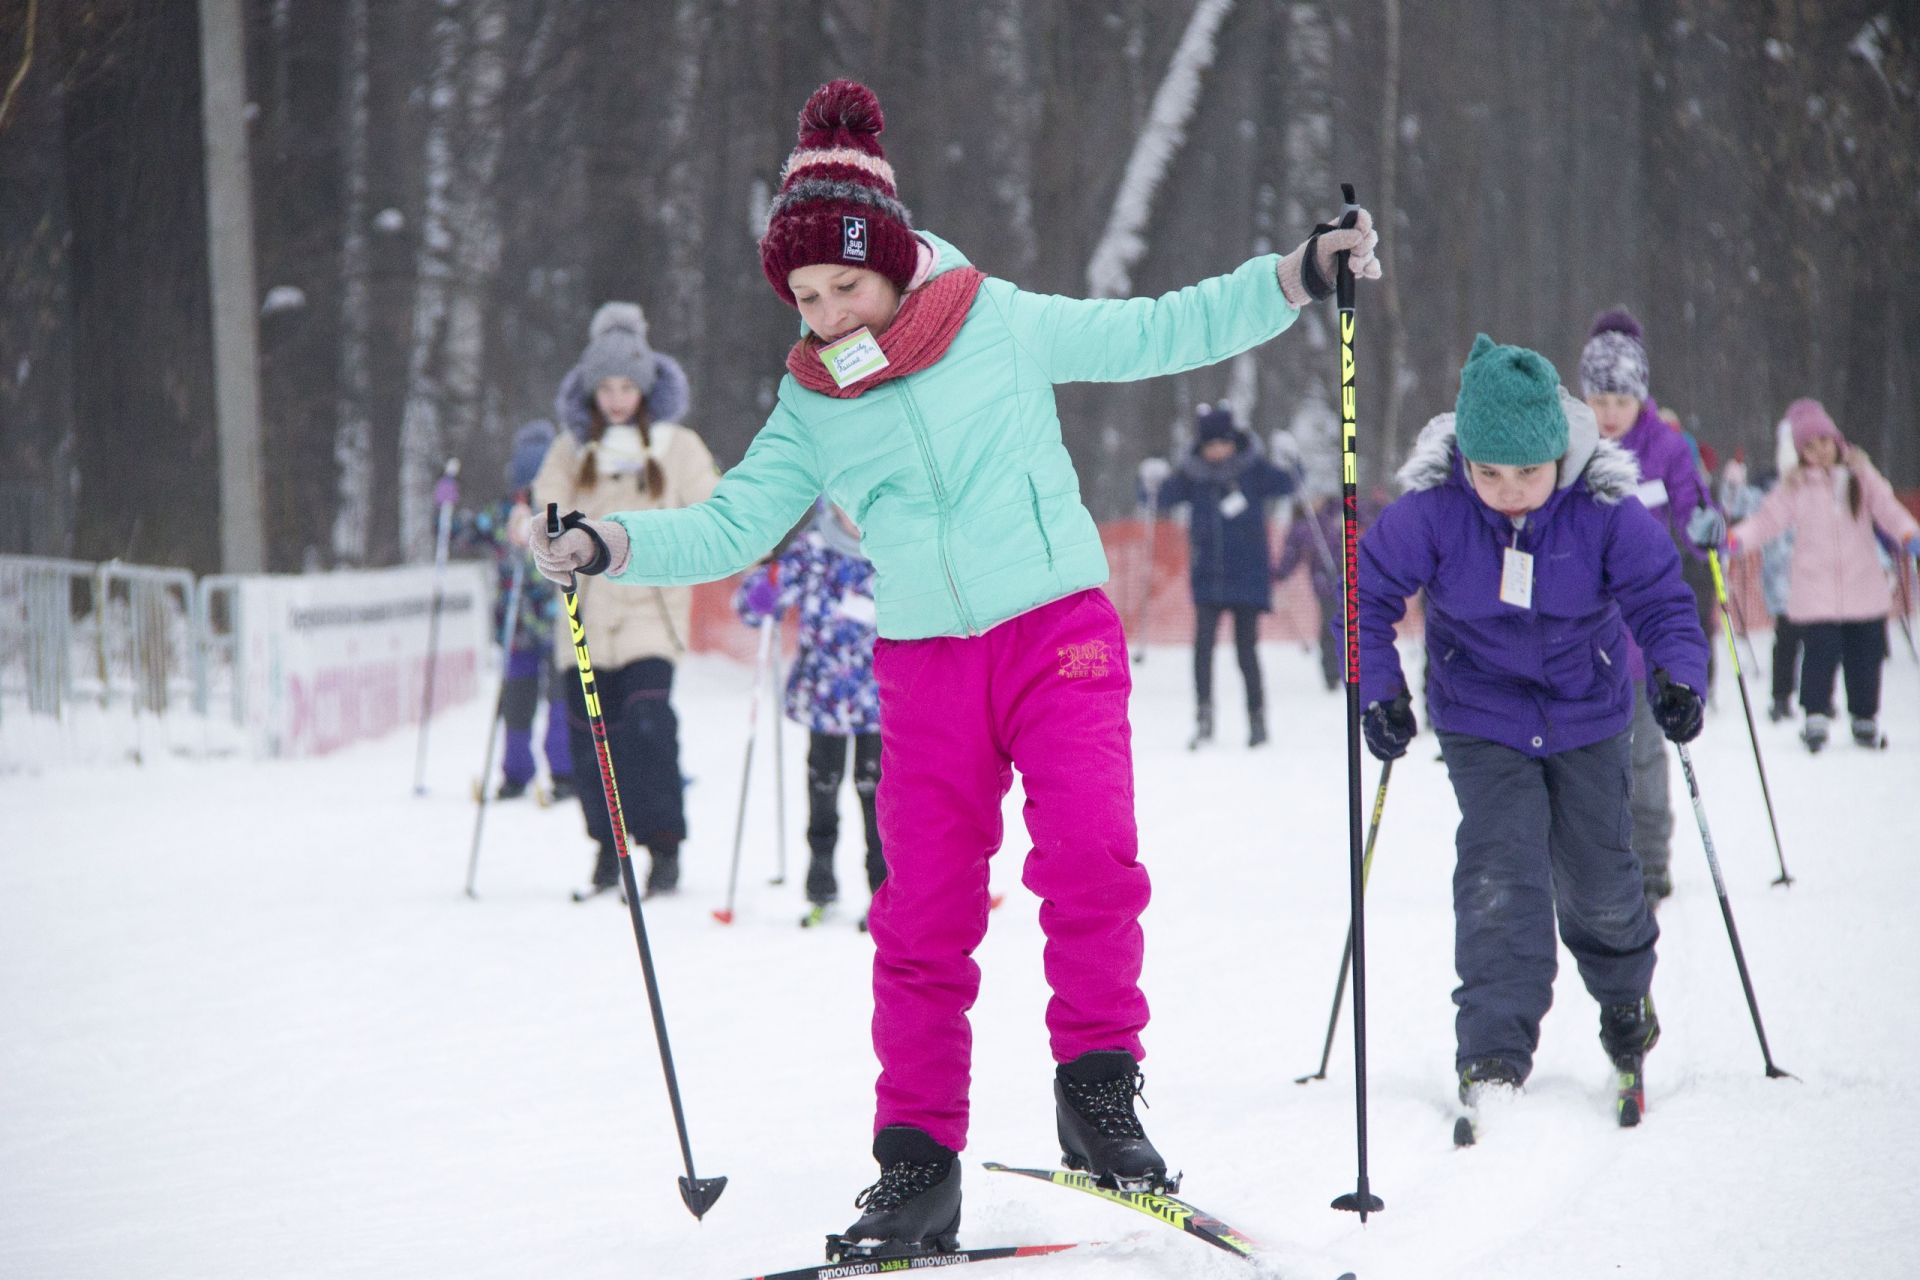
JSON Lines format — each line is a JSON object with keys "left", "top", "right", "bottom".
{"left": 1616, "top": 397, "right": 1711, "bottom": 553}
{"left": 1359, "top": 396, "right": 1710, "bottom": 758}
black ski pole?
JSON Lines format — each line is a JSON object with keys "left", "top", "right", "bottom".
{"left": 465, "top": 553, "right": 527, "bottom": 898}
{"left": 1707, "top": 549, "right": 1794, "bottom": 886}
{"left": 1327, "top": 184, "right": 1383, "bottom": 1222}
{"left": 713, "top": 589, "right": 778, "bottom": 925}
{"left": 413, "top": 458, "right": 461, "bottom": 795}
{"left": 1674, "top": 741, "right": 1794, "bottom": 1080}
{"left": 548, "top": 504, "right": 728, "bottom": 1219}
{"left": 1296, "top": 758, "right": 1392, "bottom": 1085}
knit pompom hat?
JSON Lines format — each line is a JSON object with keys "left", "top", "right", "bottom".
{"left": 1455, "top": 334, "right": 1570, "bottom": 466}
{"left": 575, "top": 302, "right": 658, "bottom": 395}
{"left": 1195, "top": 403, "right": 1237, "bottom": 444}
{"left": 1579, "top": 307, "right": 1650, "bottom": 402}
{"left": 759, "top": 80, "right": 918, "bottom": 305}
{"left": 1784, "top": 397, "right": 1845, "bottom": 453}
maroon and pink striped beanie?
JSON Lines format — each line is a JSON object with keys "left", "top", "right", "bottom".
{"left": 759, "top": 81, "right": 918, "bottom": 306}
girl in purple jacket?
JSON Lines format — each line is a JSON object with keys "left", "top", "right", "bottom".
{"left": 1578, "top": 307, "right": 1717, "bottom": 908}
{"left": 1359, "top": 335, "right": 1710, "bottom": 1133}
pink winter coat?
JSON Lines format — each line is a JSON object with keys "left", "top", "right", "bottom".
{"left": 1730, "top": 457, "right": 1919, "bottom": 622}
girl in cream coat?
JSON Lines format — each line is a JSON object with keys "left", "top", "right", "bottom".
{"left": 535, "top": 302, "right": 718, "bottom": 897}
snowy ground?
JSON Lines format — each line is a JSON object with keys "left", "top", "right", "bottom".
{"left": 4, "top": 636, "right": 1918, "bottom": 1280}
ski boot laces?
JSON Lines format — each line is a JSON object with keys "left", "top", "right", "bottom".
{"left": 1061, "top": 1068, "right": 1150, "bottom": 1140}
{"left": 853, "top": 1158, "right": 951, "bottom": 1213}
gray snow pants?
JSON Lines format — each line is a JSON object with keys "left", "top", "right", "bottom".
{"left": 1438, "top": 729, "right": 1660, "bottom": 1079}
{"left": 1628, "top": 685, "right": 1674, "bottom": 899}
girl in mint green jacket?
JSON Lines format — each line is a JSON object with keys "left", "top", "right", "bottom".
{"left": 530, "top": 80, "right": 1378, "bottom": 1258}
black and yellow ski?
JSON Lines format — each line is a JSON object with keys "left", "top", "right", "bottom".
{"left": 983, "top": 1163, "right": 1267, "bottom": 1264}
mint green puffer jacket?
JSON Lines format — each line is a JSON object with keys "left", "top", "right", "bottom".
{"left": 607, "top": 233, "right": 1298, "bottom": 640}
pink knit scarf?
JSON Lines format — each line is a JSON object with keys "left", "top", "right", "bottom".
{"left": 785, "top": 267, "right": 986, "bottom": 399}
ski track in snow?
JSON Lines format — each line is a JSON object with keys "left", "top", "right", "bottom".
{"left": 4, "top": 640, "right": 1918, "bottom": 1279}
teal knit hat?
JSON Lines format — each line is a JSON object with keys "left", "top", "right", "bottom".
{"left": 1454, "top": 334, "right": 1568, "bottom": 466}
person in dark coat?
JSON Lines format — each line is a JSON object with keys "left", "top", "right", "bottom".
{"left": 1358, "top": 335, "right": 1710, "bottom": 1115}
{"left": 1142, "top": 403, "right": 1294, "bottom": 746}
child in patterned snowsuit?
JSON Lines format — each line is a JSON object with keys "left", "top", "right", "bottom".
{"left": 734, "top": 500, "right": 886, "bottom": 915}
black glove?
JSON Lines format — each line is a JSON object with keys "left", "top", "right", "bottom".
{"left": 1650, "top": 670, "right": 1704, "bottom": 744}
{"left": 1362, "top": 690, "right": 1417, "bottom": 761}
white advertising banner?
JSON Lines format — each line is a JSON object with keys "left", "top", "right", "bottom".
{"left": 235, "top": 563, "right": 490, "bottom": 758}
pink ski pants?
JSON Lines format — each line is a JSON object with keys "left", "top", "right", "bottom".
{"left": 868, "top": 588, "right": 1150, "bottom": 1151}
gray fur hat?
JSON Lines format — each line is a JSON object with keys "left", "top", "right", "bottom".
{"left": 575, "top": 302, "right": 659, "bottom": 395}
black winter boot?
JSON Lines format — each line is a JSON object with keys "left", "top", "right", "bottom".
{"left": 1599, "top": 995, "right": 1661, "bottom": 1070}
{"left": 1456, "top": 1056, "right": 1524, "bottom": 1106}
{"left": 1600, "top": 995, "right": 1659, "bottom": 1128}
{"left": 827, "top": 1126, "right": 961, "bottom": 1261}
{"left": 1188, "top": 703, "right": 1214, "bottom": 751}
{"left": 645, "top": 840, "right": 681, "bottom": 896}
{"left": 805, "top": 851, "right": 839, "bottom": 906}
{"left": 1248, "top": 705, "right": 1268, "bottom": 748}
{"left": 1054, "top": 1050, "right": 1174, "bottom": 1193}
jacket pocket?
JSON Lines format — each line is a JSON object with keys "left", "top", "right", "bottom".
{"left": 1026, "top": 475, "right": 1054, "bottom": 567}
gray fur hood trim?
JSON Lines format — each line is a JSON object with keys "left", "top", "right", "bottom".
{"left": 1394, "top": 390, "right": 1640, "bottom": 504}
{"left": 554, "top": 350, "right": 691, "bottom": 438}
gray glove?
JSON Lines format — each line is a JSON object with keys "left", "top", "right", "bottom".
{"left": 1138, "top": 456, "right": 1173, "bottom": 491}
{"left": 1685, "top": 505, "right": 1728, "bottom": 549}
{"left": 1277, "top": 206, "right": 1381, "bottom": 306}
{"left": 526, "top": 510, "right": 630, "bottom": 583}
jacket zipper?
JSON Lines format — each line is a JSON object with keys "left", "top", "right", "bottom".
{"left": 896, "top": 382, "right": 978, "bottom": 635}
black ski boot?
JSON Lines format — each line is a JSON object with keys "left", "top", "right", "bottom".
{"left": 1454, "top": 1057, "right": 1523, "bottom": 1146}
{"left": 805, "top": 851, "right": 839, "bottom": 906}
{"left": 1187, "top": 703, "right": 1214, "bottom": 751}
{"left": 1766, "top": 695, "right": 1792, "bottom": 724}
{"left": 826, "top": 1126, "right": 961, "bottom": 1262}
{"left": 1054, "top": 1050, "right": 1174, "bottom": 1193}
{"left": 645, "top": 843, "right": 681, "bottom": 896}
{"left": 1600, "top": 995, "right": 1660, "bottom": 1128}
{"left": 1248, "top": 705, "right": 1268, "bottom": 748}
{"left": 571, "top": 842, "right": 624, "bottom": 903}
{"left": 548, "top": 775, "right": 577, "bottom": 802}
{"left": 495, "top": 777, "right": 530, "bottom": 801}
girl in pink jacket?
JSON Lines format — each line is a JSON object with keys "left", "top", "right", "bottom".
{"left": 1706, "top": 400, "right": 1920, "bottom": 751}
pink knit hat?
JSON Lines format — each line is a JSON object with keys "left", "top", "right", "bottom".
{"left": 1785, "top": 398, "right": 1844, "bottom": 453}
{"left": 759, "top": 81, "right": 918, "bottom": 306}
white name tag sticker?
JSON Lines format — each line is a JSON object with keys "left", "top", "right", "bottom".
{"left": 836, "top": 592, "right": 877, "bottom": 625}
{"left": 1219, "top": 490, "right": 1249, "bottom": 519}
{"left": 818, "top": 327, "right": 889, "bottom": 388}
{"left": 1632, "top": 478, "right": 1669, "bottom": 510}
{"left": 1500, "top": 547, "right": 1535, "bottom": 609}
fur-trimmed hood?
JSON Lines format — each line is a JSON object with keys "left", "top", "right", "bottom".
{"left": 553, "top": 350, "right": 692, "bottom": 439}
{"left": 1395, "top": 390, "right": 1640, "bottom": 505}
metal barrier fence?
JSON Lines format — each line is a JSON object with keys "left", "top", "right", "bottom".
{"left": 0, "top": 555, "right": 236, "bottom": 733}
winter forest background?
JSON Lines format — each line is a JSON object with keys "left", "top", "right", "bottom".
{"left": 1, "top": 0, "right": 1916, "bottom": 574}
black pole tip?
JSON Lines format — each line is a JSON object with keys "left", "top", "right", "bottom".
{"left": 679, "top": 1174, "right": 728, "bottom": 1219}
{"left": 1332, "top": 1190, "right": 1385, "bottom": 1217}
{"left": 1771, "top": 874, "right": 1795, "bottom": 888}
{"left": 1766, "top": 1065, "right": 1796, "bottom": 1080}
{"left": 1293, "top": 1072, "right": 1326, "bottom": 1085}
